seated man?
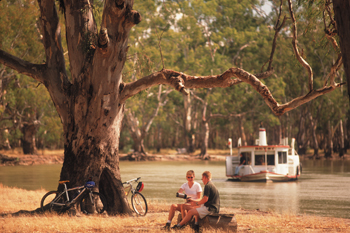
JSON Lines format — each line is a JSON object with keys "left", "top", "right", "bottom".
{"left": 164, "top": 170, "right": 202, "bottom": 230}
{"left": 172, "top": 171, "right": 220, "bottom": 232}
{"left": 234, "top": 153, "right": 246, "bottom": 175}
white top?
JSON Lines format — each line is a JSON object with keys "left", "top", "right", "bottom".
{"left": 180, "top": 182, "right": 202, "bottom": 199}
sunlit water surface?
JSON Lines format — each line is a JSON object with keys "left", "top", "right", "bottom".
{"left": 1, "top": 159, "right": 350, "bottom": 219}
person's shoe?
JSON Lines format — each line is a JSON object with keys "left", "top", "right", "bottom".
{"left": 171, "top": 224, "right": 185, "bottom": 230}
{"left": 163, "top": 223, "right": 171, "bottom": 231}
{"left": 193, "top": 224, "right": 200, "bottom": 233}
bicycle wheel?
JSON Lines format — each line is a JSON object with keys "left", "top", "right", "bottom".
{"left": 80, "top": 192, "right": 107, "bottom": 214}
{"left": 131, "top": 192, "right": 148, "bottom": 216}
{"left": 40, "top": 191, "right": 67, "bottom": 213}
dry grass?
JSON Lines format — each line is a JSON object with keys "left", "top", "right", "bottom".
{"left": 1, "top": 184, "right": 350, "bottom": 232}
{"left": 0, "top": 148, "right": 64, "bottom": 158}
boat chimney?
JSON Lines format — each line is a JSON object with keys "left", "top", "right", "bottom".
{"left": 291, "top": 138, "right": 295, "bottom": 155}
{"left": 259, "top": 128, "right": 267, "bottom": 146}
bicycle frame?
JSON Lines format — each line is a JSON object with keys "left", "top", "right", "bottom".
{"left": 122, "top": 177, "right": 141, "bottom": 197}
{"left": 52, "top": 182, "right": 88, "bottom": 208}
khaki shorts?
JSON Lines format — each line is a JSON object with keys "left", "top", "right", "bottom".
{"left": 196, "top": 205, "right": 211, "bottom": 219}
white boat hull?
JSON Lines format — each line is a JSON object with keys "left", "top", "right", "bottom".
{"left": 227, "top": 171, "right": 299, "bottom": 182}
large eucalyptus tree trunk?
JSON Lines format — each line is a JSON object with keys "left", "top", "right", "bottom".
{"left": 55, "top": 0, "right": 140, "bottom": 214}
{"left": 333, "top": 1, "right": 350, "bottom": 103}
{"left": 33, "top": 0, "right": 140, "bottom": 214}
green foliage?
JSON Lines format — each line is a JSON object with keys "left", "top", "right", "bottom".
{"left": 0, "top": 0, "right": 63, "bottom": 149}
{"left": 1, "top": 0, "right": 346, "bottom": 152}
{"left": 123, "top": 0, "right": 347, "bottom": 151}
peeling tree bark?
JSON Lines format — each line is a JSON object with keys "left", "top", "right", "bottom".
{"left": 333, "top": 0, "right": 350, "bottom": 102}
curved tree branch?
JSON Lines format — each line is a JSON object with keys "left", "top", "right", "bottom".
{"left": 323, "top": 9, "right": 343, "bottom": 87}
{"left": 267, "top": 0, "right": 287, "bottom": 71}
{"left": 120, "top": 67, "right": 344, "bottom": 116}
{"left": 288, "top": 0, "right": 314, "bottom": 92}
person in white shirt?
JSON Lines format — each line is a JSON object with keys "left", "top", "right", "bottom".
{"left": 164, "top": 170, "right": 202, "bottom": 230}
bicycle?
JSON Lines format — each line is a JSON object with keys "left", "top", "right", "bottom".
{"left": 41, "top": 179, "right": 107, "bottom": 214}
{"left": 123, "top": 177, "right": 148, "bottom": 216}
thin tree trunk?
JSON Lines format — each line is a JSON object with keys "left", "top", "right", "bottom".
{"left": 339, "top": 119, "right": 344, "bottom": 157}
{"left": 325, "top": 121, "right": 333, "bottom": 158}
{"left": 183, "top": 93, "right": 194, "bottom": 153}
{"left": 156, "top": 124, "right": 161, "bottom": 153}
{"left": 297, "top": 108, "right": 308, "bottom": 155}
{"left": 308, "top": 112, "right": 319, "bottom": 158}
{"left": 21, "top": 122, "right": 39, "bottom": 155}
{"left": 238, "top": 116, "right": 247, "bottom": 146}
{"left": 200, "top": 120, "right": 209, "bottom": 158}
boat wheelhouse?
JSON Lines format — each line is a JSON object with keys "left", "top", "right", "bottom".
{"left": 226, "top": 128, "right": 301, "bottom": 182}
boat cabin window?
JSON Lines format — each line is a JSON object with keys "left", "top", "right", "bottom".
{"left": 254, "top": 154, "right": 265, "bottom": 165}
{"left": 254, "top": 153, "right": 275, "bottom": 165}
{"left": 240, "top": 152, "right": 251, "bottom": 165}
{"left": 267, "top": 154, "right": 275, "bottom": 165}
{"left": 278, "top": 152, "right": 287, "bottom": 164}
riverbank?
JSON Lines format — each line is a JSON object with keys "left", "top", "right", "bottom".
{"left": 0, "top": 148, "right": 230, "bottom": 166}
{"left": 1, "top": 148, "right": 349, "bottom": 166}
{"left": 1, "top": 184, "right": 350, "bottom": 232}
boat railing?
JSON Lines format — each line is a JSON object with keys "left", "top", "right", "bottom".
{"left": 249, "top": 166, "right": 255, "bottom": 174}
{"left": 288, "top": 148, "right": 299, "bottom": 156}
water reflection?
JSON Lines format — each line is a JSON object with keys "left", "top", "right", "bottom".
{"left": 1, "top": 159, "right": 350, "bottom": 218}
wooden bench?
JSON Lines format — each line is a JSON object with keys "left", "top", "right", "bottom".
{"left": 177, "top": 213, "right": 237, "bottom": 232}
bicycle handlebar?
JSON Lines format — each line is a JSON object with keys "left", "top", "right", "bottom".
{"left": 123, "top": 177, "right": 141, "bottom": 184}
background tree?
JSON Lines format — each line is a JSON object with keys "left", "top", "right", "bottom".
{"left": 123, "top": 85, "right": 172, "bottom": 159}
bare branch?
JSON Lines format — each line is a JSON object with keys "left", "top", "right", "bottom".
{"left": 210, "top": 113, "right": 242, "bottom": 119}
{"left": 191, "top": 89, "right": 212, "bottom": 121}
{"left": 120, "top": 68, "right": 275, "bottom": 103}
{"left": 232, "top": 42, "right": 255, "bottom": 66}
{"left": 0, "top": 49, "right": 45, "bottom": 83}
{"left": 157, "top": 30, "right": 165, "bottom": 70}
{"left": 267, "top": 0, "right": 287, "bottom": 71}
{"left": 323, "top": 6, "right": 343, "bottom": 87}
{"left": 287, "top": 0, "right": 314, "bottom": 92}
{"left": 324, "top": 54, "right": 342, "bottom": 87}
{"left": 120, "top": 67, "right": 343, "bottom": 116}
{"left": 143, "top": 85, "right": 170, "bottom": 132}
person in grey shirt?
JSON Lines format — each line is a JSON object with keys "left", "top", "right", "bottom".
{"left": 171, "top": 171, "right": 220, "bottom": 232}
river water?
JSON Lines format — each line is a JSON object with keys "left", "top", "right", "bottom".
{"left": 1, "top": 159, "right": 350, "bottom": 219}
